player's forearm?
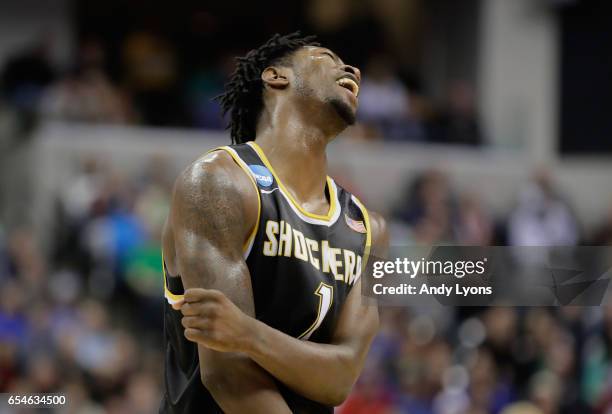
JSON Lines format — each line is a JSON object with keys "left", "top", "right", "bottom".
{"left": 177, "top": 257, "right": 292, "bottom": 413}
{"left": 245, "top": 319, "right": 361, "bottom": 406}
{"left": 201, "top": 350, "right": 292, "bottom": 414}
{"left": 205, "top": 373, "right": 292, "bottom": 414}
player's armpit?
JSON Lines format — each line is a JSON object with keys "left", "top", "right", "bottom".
{"left": 169, "top": 152, "right": 291, "bottom": 414}
{"left": 241, "top": 212, "right": 387, "bottom": 407}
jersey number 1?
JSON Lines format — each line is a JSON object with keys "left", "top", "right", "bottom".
{"left": 298, "top": 282, "right": 334, "bottom": 340}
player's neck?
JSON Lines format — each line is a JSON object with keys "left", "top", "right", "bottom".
{"left": 255, "top": 109, "right": 334, "bottom": 206}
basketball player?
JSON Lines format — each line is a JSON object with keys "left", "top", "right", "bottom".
{"left": 160, "top": 32, "right": 388, "bottom": 413}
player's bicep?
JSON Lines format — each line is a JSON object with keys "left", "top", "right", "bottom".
{"left": 170, "top": 158, "right": 254, "bottom": 309}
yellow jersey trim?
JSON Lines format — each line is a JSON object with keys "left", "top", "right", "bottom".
{"left": 162, "top": 250, "right": 184, "bottom": 304}
{"left": 210, "top": 146, "right": 262, "bottom": 254}
{"left": 351, "top": 195, "right": 372, "bottom": 269}
{"left": 246, "top": 141, "right": 338, "bottom": 222}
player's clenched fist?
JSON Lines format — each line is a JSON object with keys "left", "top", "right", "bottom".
{"left": 174, "top": 288, "right": 255, "bottom": 353}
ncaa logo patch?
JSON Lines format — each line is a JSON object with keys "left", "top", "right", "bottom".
{"left": 249, "top": 165, "right": 274, "bottom": 187}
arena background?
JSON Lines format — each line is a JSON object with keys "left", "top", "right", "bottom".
{"left": 1, "top": 0, "right": 612, "bottom": 413}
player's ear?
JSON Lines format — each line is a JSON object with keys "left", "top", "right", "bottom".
{"left": 262, "top": 66, "right": 290, "bottom": 90}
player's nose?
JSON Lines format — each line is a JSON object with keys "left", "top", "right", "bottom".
{"left": 340, "top": 65, "right": 361, "bottom": 84}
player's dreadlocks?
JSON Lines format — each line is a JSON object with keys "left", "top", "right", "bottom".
{"left": 216, "top": 32, "right": 319, "bottom": 144}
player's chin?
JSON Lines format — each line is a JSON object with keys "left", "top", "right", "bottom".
{"left": 328, "top": 97, "right": 357, "bottom": 126}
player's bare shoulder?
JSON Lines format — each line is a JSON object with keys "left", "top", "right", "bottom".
{"left": 173, "top": 150, "right": 258, "bottom": 218}
{"left": 163, "top": 150, "right": 259, "bottom": 270}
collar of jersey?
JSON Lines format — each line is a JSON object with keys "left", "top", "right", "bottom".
{"left": 247, "top": 141, "right": 339, "bottom": 223}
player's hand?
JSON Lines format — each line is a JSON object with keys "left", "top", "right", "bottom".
{"left": 175, "top": 288, "right": 255, "bottom": 353}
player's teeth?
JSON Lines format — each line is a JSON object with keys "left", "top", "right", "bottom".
{"left": 336, "top": 79, "right": 359, "bottom": 96}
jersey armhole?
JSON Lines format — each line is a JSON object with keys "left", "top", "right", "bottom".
{"left": 162, "top": 250, "right": 184, "bottom": 305}
{"left": 207, "top": 146, "right": 262, "bottom": 259}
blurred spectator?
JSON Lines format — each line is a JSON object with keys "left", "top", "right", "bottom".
{"left": 122, "top": 31, "right": 182, "bottom": 126}
{"left": 429, "top": 80, "right": 482, "bottom": 146}
{"left": 0, "top": 280, "right": 27, "bottom": 347}
{"left": 583, "top": 305, "right": 612, "bottom": 413}
{"left": 124, "top": 372, "right": 161, "bottom": 414}
{"left": 6, "top": 228, "right": 46, "bottom": 295}
{"left": 40, "top": 38, "right": 134, "bottom": 123}
{"left": 53, "top": 156, "right": 106, "bottom": 282}
{"left": 395, "top": 169, "right": 455, "bottom": 244}
{"left": 466, "top": 347, "right": 514, "bottom": 413}
{"left": 529, "top": 370, "right": 563, "bottom": 414}
{"left": 0, "top": 39, "right": 56, "bottom": 128}
{"left": 591, "top": 201, "right": 612, "bottom": 245}
{"left": 357, "top": 54, "right": 424, "bottom": 141}
{"left": 481, "top": 307, "right": 520, "bottom": 381}
{"left": 395, "top": 339, "right": 452, "bottom": 414}
{"left": 338, "top": 366, "right": 395, "bottom": 414}
{"left": 58, "top": 156, "right": 106, "bottom": 224}
{"left": 508, "top": 169, "right": 580, "bottom": 246}
{"left": 184, "top": 54, "right": 233, "bottom": 129}
{"left": 454, "top": 192, "right": 494, "bottom": 245}
{"left": 125, "top": 155, "right": 171, "bottom": 320}
{"left": 133, "top": 154, "right": 172, "bottom": 241}
{"left": 62, "top": 381, "right": 105, "bottom": 414}
{"left": 501, "top": 402, "right": 544, "bottom": 414}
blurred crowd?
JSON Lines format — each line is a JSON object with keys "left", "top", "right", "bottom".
{"left": 0, "top": 156, "right": 171, "bottom": 414}
{"left": 0, "top": 30, "right": 481, "bottom": 146}
{"left": 337, "top": 171, "right": 612, "bottom": 414}
{"left": 1, "top": 153, "right": 612, "bottom": 413}
{"left": 340, "top": 305, "right": 612, "bottom": 414}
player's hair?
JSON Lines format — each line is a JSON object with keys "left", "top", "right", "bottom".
{"left": 216, "top": 32, "right": 318, "bottom": 144}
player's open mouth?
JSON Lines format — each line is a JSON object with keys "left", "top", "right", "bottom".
{"left": 336, "top": 77, "right": 359, "bottom": 97}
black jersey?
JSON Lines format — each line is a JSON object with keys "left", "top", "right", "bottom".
{"left": 160, "top": 141, "right": 371, "bottom": 414}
